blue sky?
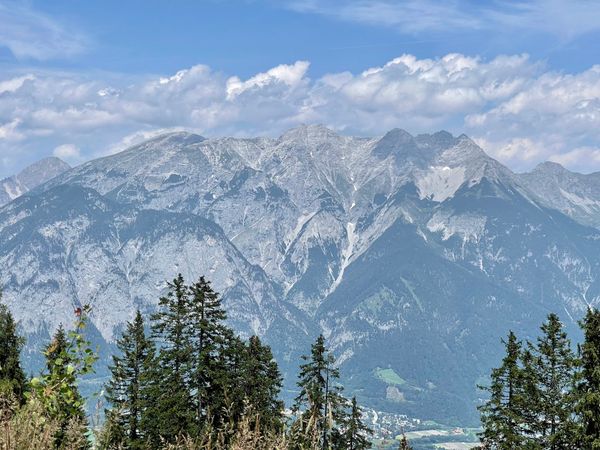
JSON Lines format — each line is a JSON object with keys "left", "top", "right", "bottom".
{"left": 2, "top": 0, "right": 600, "bottom": 176}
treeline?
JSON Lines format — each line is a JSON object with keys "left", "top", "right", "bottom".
{"left": 478, "top": 311, "right": 600, "bottom": 449}
{"left": 0, "top": 275, "right": 378, "bottom": 450}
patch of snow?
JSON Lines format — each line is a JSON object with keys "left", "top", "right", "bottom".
{"left": 328, "top": 222, "right": 356, "bottom": 295}
{"left": 416, "top": 166, "right": 466, "bottom": 202}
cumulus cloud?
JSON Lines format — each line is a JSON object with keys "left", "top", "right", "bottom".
{"left": 0, "top": 1, "right": 87, "bottom": 60}
{"left": 53, "top": 144, "right": 81, "bottom": 160}
{"left": 2, "top": 52, "right": 600, "bottom": 175}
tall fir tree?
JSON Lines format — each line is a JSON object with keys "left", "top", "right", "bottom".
{"left": 576, "top": 308, "right": 600, "bottom": 448}
{"left": 529, "top": 313, "right": 578, "bottom": 449}
{"left": 478, "top": 331, "right": 528, "bottom": 449}
{"left": 186, "top": 276, "right": 229, "bottom": 427}
{"left": 104, "top": 310, "right": 155, "bottom": 450}
{"left": 149, "top": 274, "right": 195, "bottom": 442}
{"left": 240, "top": 335, "right": 284, "bottom": 432}
{"left": 292, "top": 334, "right": 348, "bottom": 450}
{"left": 341, "top": 396, "right": 372, "bottom": 450}
{"left": 0, "top": 300, "right": 27, "bottom": 403}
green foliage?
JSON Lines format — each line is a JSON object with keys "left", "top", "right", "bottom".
{"left": 28, "top": 304, "right": 97, "bottom": 449}
{"left": 479, "top": 313, "right": 588, "bottom": 449}
{"left": 0, "top": 298, "right": 27, "bottom": 403}
{"left": 185, "top": 276, "right": 230, "bottom": 428}
{"left": 149, "top": 274, "right": 197, "bottom": 442}
{"left": 135, "top": 274, "right": 286, "bottom": 446}
{"left": 341, "top": 397, "right": 372, "bottom": 450}
{"left": 239, "top": 335, "right": 285, "bottom": 432}
{"left": 103, "top": 310, "right": 155, "bottom": 449}
{"left": 576, "top": 308, "right": 600, "bottom": 449}
{"left": 478, "top": 331, "right": 529, "bottom": 449}
{"left": 291, "top": 334, "right": 349, "bottom": 450}
{"left": 528, "top": 313, "right": 578, "bottom": 449}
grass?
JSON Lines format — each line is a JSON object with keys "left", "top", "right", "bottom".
{"left": 375, "top": 368, "right": 406, "bottom": 386}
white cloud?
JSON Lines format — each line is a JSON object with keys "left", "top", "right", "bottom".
{"left": 2, "top": 52, "right": 600, "bottom": 175}
{"left": 0, "top": 1, "right": 87, "bottom": 60}
{"left": 53, "top": 144, "right": 81, "bottom": 160}
{"left": 283, "top": 0, "right": 600, "bottom": 39}
{"left": 226, "top": 61, "right": 310, "bottom": 99}
{"left": 548, "top": 147, "right": 600, "bottom": 173}
{"left": 0, "top": 74, "right": 34, "bottom": 94}
{"left": 0, "top": 119, "right": 23, "bottom": 141}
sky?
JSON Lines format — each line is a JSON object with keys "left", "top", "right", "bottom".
{"left": 2, "top": 0, "right": 600, "bottom": 177}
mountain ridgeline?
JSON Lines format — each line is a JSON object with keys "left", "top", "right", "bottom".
{"left": 1, "top": 125, "right": 600, "bottom": 424}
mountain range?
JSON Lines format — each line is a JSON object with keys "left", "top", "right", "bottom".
{"left": 1, "top": 125, "right": 600, "bottom": 424}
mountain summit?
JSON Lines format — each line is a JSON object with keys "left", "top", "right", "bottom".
{"left": 1, "top": 126, "right": 599, "bottom": 423}
{"left": 0, "top": 157, "right": 70, "bottom": 206}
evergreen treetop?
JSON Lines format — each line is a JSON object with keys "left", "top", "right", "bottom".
{"left": 478, "top": 331, "right": 528, "bottom": 449}
{"left": 0, "top": 300, "right": 27, "bottom": 403}
{"left": 104, "top": 310, "right": 155, "bottom": 450}
{"left": 342, "top": 396, "right": 372, "bottom": 450}
{"left": 576, "top": 308, "right": 600, "bottom": 449}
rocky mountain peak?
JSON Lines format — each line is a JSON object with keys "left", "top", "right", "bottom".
{"left": 0, "top": 156, "right": 71, "bottom": 206}
{"left": 278, "top": 124, "right": 342, "bottom": 144}
{"left": 531, "top": 160, "right": 569, "bottom": 175}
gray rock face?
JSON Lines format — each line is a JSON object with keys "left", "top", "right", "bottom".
{"left": 2, "top": 127, "right": 600, "bottom": 424}
{"left": 0, "top": 157, "right": 71, "bottom": 206}
{"left": 518, "top": 162, "right": 600, "bottom": 228}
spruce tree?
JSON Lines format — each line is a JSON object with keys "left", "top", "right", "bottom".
{"left": 341, "top": 396, "right": 372, "bottom": 450}
{"left": 240, "top": 335, "right": 284, "bottom": 432}
{"left": 529, "top": 313, "right": 577, "bottom": 449}
{"left": 186, "top": 276, "right": 229, "bottom": 426}
{"left": 576, "top": 308, "right": 600, "bottom": 448}
{"left": 0, "top": 301, "right": 26, "bottom": 403}
{"left": 104, "top": 310, "right": 155, "bottom": 450}
{"left": 292, "top": 334, "right": 348, "bottom": 449}
{"left": 149, "top": 274, "right": 195, "bottom": 441}
{"left": 478, "top": 331, "right": 527, "bottom": 449}
{"left": 206, "top": 329, "right": 246, "bottom": 430}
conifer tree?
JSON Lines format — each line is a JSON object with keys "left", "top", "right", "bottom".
{"left": 149, "top": 274, "right": 195, "bottom": 441}
{"left": 575, "top": 308, "right": 600, "bottom": 448}
{"left": 517, "top": 348, "right": 542, "bottom": 447}
{"left": 478, "top": 331, "right": 527, "bottom": 449}
{"left": 240, "top": 335, "right": 284, "bottom": 432}
{"left": 186, "top": 276, "right": 229, "bottom": 426}
{"left": 341, "top": 396, "right": 372, "bottom": 450}
{"left": 529, "top": 313, "right": 577, "bottom": 449}
{"left": 104, "top": 310, "right": 155, "bottom": 450}
{"left": 398, "top": 434, "right": 413, "bottom": 450}
{"left": 206, "top": 329, "right": 246, "bottom": 430}
{"left": 292, "top": 334, "right": 348, "bottom": 450}
{"left": 0, "top": 300, "right": 26, "bottom": 403}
